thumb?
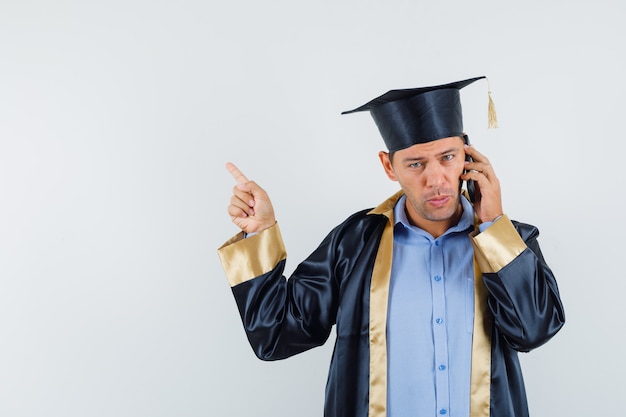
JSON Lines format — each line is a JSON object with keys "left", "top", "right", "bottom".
{"left": 237, "top": 180, "right": 266, "bottom": 205}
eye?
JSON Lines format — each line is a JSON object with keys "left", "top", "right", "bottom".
{"left": 442, "top": 154, "right": 454, "bottom": 161}
{"left": 408, "top": 161, "right": 423, "bottom": 168}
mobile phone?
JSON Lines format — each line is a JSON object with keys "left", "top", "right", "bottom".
{"left": 463, "top": 134, "right": 477, "bottom": 203}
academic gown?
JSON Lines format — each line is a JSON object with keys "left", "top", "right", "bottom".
{"left": 217, "top": 191, "right": 565, "bottom": 417}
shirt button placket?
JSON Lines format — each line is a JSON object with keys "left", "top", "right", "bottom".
{"left": 431, "top": 239, "right": 449, "bottom": 417}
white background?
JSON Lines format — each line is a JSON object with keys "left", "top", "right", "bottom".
{"left": 1, "top": 0, "right": 624, "bottom": 416}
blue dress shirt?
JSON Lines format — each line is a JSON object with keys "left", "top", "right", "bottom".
{"left": 387, "top": 195, "right": 479, "bottom": 417}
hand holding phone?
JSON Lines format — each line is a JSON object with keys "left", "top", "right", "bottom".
{"left": 463, "top": 134, "right": 478, "bottom": 203}
{"left": 461, "top": 137, "right": 504, "bottom": 223}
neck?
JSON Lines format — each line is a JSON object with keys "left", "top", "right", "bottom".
{"left": 406, "top": 202, "right": 463, "bottom": 239}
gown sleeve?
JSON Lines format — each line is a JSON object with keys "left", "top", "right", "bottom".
{"left": 217, "top": 222, "right": 341, "bottom": 361}
{"left": 471, "top": 214, "right": 565, "bottom": 352}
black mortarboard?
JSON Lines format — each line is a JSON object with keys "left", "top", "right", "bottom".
{"left": 342, "top": 76, "right": 496, "bottom": 152}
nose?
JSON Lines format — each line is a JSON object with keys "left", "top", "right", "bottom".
{"left": 424, "top": 163, "right": 445, "bottom": 188}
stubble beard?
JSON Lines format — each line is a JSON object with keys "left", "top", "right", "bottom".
{"left": 409, "top": 188, "right": 461, "bottom": 223}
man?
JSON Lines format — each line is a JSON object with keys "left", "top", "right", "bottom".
{"left": 218, "top": 76, "right": 565, "bottom": 417}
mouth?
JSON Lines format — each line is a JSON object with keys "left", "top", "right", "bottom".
{"left": 427, "top": 195, "right": 451, "bottom": 208}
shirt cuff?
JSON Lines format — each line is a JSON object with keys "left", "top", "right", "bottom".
{"left": 478, "top": 215, "right": 503, "bottom": 233}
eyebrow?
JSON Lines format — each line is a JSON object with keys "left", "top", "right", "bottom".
{"left": 401, "top": 147, "right": 461, "bottom": 163}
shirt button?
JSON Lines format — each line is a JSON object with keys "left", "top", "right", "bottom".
{"left": 439, "top": 409, "right": 447, "bottom": 415}
{"left": 439, "top": 364, "right": 446, "bottom": 371}
{"left": 435, "top": 317, "right": 443, "bottom": 324}
{"left": 434, "top": 275, "right": 442, "bottom": 282}
{"left": 435, "top": 241, "right": 440, "bottom": 246}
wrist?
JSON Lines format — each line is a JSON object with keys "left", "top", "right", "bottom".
{"left": 479, "top": 211, "right": 503, "bottom": 223}
{"left": 251, "top": 220, "right": 277, "bottom": 235}
{"left": 490, "top": 214, "right": 503, "bottom": 223}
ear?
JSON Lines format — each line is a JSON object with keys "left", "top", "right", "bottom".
{"left": 378, "top": 151, "right": 398, "bottom": 181}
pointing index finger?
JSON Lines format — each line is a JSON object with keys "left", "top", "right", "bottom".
{"left": 226, "top": 162, "right": 250, "bottom": 184}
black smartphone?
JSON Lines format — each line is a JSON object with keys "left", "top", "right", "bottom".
{"left": 463, "top": 134, "right": 477, "bottom": 203}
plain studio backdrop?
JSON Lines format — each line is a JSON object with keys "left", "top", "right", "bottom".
{"left": 0, "top": 1, "right": 623, "bottom": 416}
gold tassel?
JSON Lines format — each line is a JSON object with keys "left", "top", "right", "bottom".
{"left": 486, "top": 78, "right": 498, "bottom": 129}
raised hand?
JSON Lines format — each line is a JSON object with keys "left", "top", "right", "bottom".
{"left": 461, "top": 144, "right": 503, "bottom": 223}
{"left": 226, "top": 162, "right": 276, "bottom": 234}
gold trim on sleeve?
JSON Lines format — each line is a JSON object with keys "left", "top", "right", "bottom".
{"left": 471, "top": 214, "right": 527, "bottom": 273}
{"left": 217, "top": 223, "right": 286, "bottom": 287}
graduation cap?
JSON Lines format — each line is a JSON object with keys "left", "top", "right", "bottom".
{"left": 342, "top": 76, "right": 497, "bottom": 152}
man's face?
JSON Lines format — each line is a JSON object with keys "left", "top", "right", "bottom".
{"left": 379, "top": 136, "right": 466, "bottom": 235}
